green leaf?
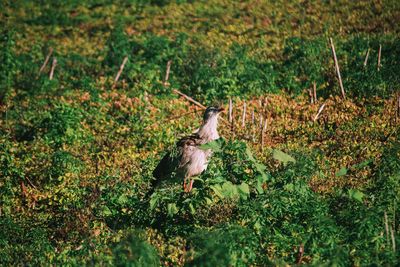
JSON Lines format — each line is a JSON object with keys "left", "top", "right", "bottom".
{"left": 245, "top": 146, "right": 256, "bottom": 162}
{"left": 352, "top": 159, "right": 373, "bottom": 170}
{"left": 167, "top": 203, "right": 179, "bottom": 217}
{"left": 237, "top": 182, "right": 250, "bottom": 199}
{"left": 210, "top": 185, "right": 224, "bottom": 199}
{"left": 149, "top": 195, "right": 159, "bottom": 210}
{"left": 221, "top": 181, "right": 237, "bottom": 198}
{"left": 189, "top": 203, "right": 196, "bottom": 214}
{"left": 256, "top": 175, "right": 265, "bottom": 194}
{"left": 200, "top": 139, "right": 222, "bottom": 152}
{"left": 101, "top": 206, "right": 112, "bottom": 216}
{"left": 272, "top": 149, "right": 296, "bottom": 165}
{"left": 348, "top": 189, "right": 365, "bottom": 203}
{"left": 284, "top": 183, "right": 294, "bottom": 192}
{"left": 117, "top": 194, "right": 128, "bottom": 205}
{"left": 335, "top": 167, "right": 348, "bottom": 177}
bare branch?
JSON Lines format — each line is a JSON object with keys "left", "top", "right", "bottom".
{"left": 377, "top": 44, "right": 382, "bottom": 71}
{"left": 39, "top": 47, "right": 53, "bottom": 74}
{"left": 313, "top": 81, "right": 317, "bottom": 103}
{"left": 114, "top": 56, "right": 128, "bottom": 84}
{"left": 313, "top": 103, "right": 326, "bottom": 122}
{"left": 49, "top": 58, "right": 57, "bottom": 80}
{"left": 163, "top": 60, "right": 172, "bottom": 87}
{"left": 172, "top": 89, "right": 206, "bottom": 109}
{"left": 241, "top": 101, "right": 246, "bottom": 128}
{"left": 363, "top": 48, "right": 370, "bottom": 67}
{"left": 329, "top": 38, "right": 346, "bottom": 99}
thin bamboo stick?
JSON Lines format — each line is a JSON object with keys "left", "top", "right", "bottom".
{"left": 384, "top": 211, "right": 390, "bottom": 245}
{"left": 114, "top": 56, "right": 128, "bottom": 83}
{"left": 229, "top": 98, "right": 233, "bottom": 123}
{"left": 390, "top": 226, "right": 396, "bottom": 252}
{"left": 163, "top": 60, "right": 172, "bottom": 86}
{"left": 397, "top": 93, "right": 400, "bottom": 119}
{"left": 363, "top": 48, "right": 370, "bottom": 67}
{"left": 49, "top": 58, "right": 57, "bottom": 80}
{"left": 313, "top": 103, "right": 326, "bottom": 122}
{"left": 377, "top": 44, "right": 382, "bottom": 71}
{"left": 313, "top": 81, "right": 317, "bottom": 103}
{"left": 261, "top": 117, "right": 265, "bottom": 152}
{"left": 308, "top": 89, "right": 314, "bottom": 104}
{"left": 242, "top": 101, "right": 246, "bottom": 128}
{"left": 329, "top": 38, "right": 346, "bottom": 99}
{"left": 172, "top": 89, "right": 206, "bottom": 109}
{"left": 39, "top": 47, "right": 53, "bottom": 74}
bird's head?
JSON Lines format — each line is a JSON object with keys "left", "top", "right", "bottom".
{"left": 203, "top": 106, "right": 224, "bottom": 122}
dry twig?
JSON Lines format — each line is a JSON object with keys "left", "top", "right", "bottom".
{"left": 49, "top": 58, "right": 57, "bottom": 80}
{"left": 329, "top": 38, "right": 346, "bottom": 99}
{"left": 313, "top": 103, "right": 326, "bottom": 122}
{"left": 363, "top": 48, "right": 370, "bottom": 67}
{"left": 163, "top": 60, "right": 172, "bottom": 86}
{"left": 39, "top": 47, "right": 53, "bottom": 74}
{"left": 377, "top": 44, "right": 382, "bottom": 71}
{"left": 113, "top": 56, "right": 128, "bottom": 86}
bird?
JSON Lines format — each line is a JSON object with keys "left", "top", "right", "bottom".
{"left": 151, "top": 106, "right": 224, "bottom": 193}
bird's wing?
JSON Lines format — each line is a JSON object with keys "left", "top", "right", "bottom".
{"left": 152, "top": 134, "right": 202, "bottom": 181}
{"left": 176, "top": 134, "right": 202, "bottom": 169}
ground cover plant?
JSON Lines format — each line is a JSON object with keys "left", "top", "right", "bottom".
{"left": 1, "top": 0, "right": 400, "bottom": 266}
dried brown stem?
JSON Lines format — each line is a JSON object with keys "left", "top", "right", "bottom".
{"left": 242, "top": 101, "right": 246, "bottom": 128}
{"left": 308, "top": 89, "right": 314, "bottom": 104}
{"left": 329, "top": 38, "right": 346, "bottom": 99}
{"left": 363, "top": 48, "right": 370, "bottom": 67}
{"left": 229, "top": 98, "right": 233, "bottom": 123}
{"left": 296, "top": 243, "right": 304, "bottom": 264}
{"left": 313, "top": 103, "right": 326, "bottom": 122}
{"left": 384, "top": 211, "right": 390, "bottom": 245}
{"left": 49, "top": 58, "right": 57, "bottom": 80}
{"left": 114, "top": 56, "right": 128, "bottom": 85}
{"left": 377, "top": 45, "right": 382, "bottom": 71}
{"left": 172, "top": 89, "right": 206, "bottom": 109}
{"left": 39, "top": 47, "right": 53, "bottom": 74}
{"left": 313, "top": 81, "right": 317, "bottom": 103}
{"left": 390, "top": 226, "right": 396, "bottom": 252}
{"left": 163, "top": 60, "right": 172, "bottom": 86}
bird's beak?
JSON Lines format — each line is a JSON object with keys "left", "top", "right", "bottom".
{"left": 217, "top": 107, "right": 225, "bottom": 113}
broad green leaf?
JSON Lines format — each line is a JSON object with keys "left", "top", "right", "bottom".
{"left": 256, "top": 175, "right": 265, "bottom": 194}
{"left": 210, "top": 185, "right": 224, "bottom": 199}
{"left": 237, "top": 182, "right": 250, "bottom": 199}
{"left": 254, "top": 220, "right": 262, "bottom": 231}
{"left": 200, "top": 139, "right": 222, "bottom": 152}
{"left": 101, "top": 206, "right": 112, "bottom": 216}
{"left": 352, "top": 159, "right": 372, "bottom": 170}
{"left": 167, "top": 203, "right": 178, "bottom": 217}
{"left": 149, "top": 195, "right": 159, "bottom": 210}
{"left": 189, "top": 203, "right": 196, "bottom": 214}
{"left": 221, "top": 181, "right": 237, "bottom": 198}
{"left": 205, "top": 197, "right": 213, "bottom": 205}
{"left": 272, "top": 149, "right": 296, "bottom": 165}
{"left": 254, "top": 162, "right": 267, "bottom": 172}
{"left": 245, "top": 146, "right": 256, "bottom": 161}
{"left": 348, "top": 189, "right": 365, "bottom": 203}
{"left": 117, "top": 194, "right": 128, "bottom": 205}
{"left": 335, "top": 167, "right": 348, "bottom": 177}
{"left": 284, "top": 183, "right": 294, "bottom": 192}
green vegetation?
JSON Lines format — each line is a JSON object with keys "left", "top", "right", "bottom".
{"left": 1, "top": 0, "right": 399, "bottom": 265}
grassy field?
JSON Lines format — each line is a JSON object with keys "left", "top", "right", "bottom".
{"left": 1, "top": 0, "right": 400, "bottom": 266}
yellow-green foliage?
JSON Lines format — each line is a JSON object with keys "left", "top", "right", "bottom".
{"left": 1, "top": 0, "right": 400, "bottom": 266}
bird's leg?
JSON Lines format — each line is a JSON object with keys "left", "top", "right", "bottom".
{"left": 183, "top": 177, "right": 193, "bottom": 193}
{"left": 188, "top": 179, "right": 194, "bottom": 192}
{"left": 183, "top": 177, "right": 188, "bottom": 192}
